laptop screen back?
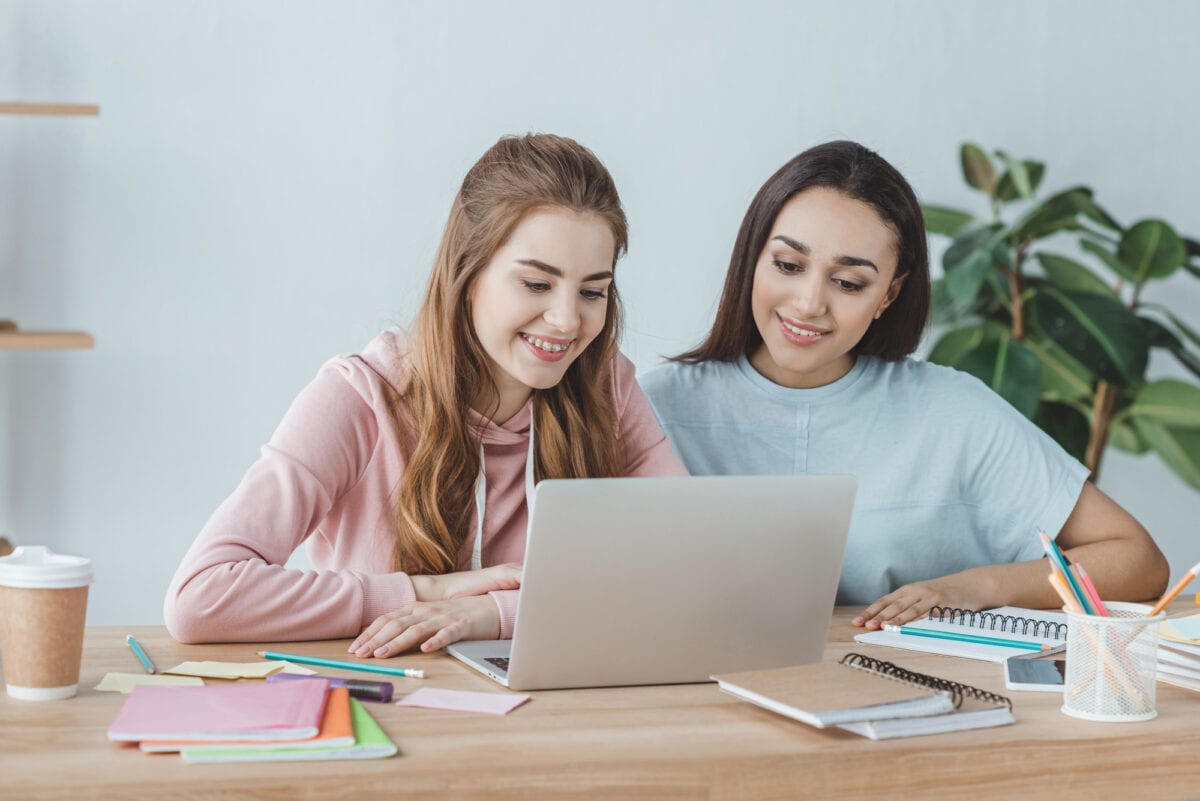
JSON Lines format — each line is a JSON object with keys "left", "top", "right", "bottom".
{"left": 503, "top": 475, "right": 856, "bottom": 691}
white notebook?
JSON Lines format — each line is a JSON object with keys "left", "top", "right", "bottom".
{"left": 854, "top": 606, "right": 1068, "bottom": 663}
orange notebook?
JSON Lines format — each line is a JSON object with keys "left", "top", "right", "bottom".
{"left": 140, "top": 687, "right": 353, "bottom": 753}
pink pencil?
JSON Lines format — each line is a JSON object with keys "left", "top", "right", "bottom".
{"left": 1071, "top": 561, "right": 1109, "bottom": 617}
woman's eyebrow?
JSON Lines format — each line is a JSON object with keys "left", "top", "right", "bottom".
{"left": 771, "top": 235, "right": 878, "bottom": 273}
{"left": 517, "top": 258, "right": 613, "bottom": 282}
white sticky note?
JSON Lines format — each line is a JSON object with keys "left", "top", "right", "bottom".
{"left": 396, "top": 687, "right": 531, "bottom": 715}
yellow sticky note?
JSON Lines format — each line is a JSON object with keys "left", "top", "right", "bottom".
{"left": 94, "top": 672, "right": 204, "bottom": 693}
{"left": 1161, "top": 614, "right": 1200, "bottom": 644}
{"left": 163, "top": 660, "right": 317, "bottom": 679}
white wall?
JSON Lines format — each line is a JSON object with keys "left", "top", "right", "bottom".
{"left": 3, "top": 0, "right": 1198, "bottom": 625}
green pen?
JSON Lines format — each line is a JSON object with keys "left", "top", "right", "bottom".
{"left": 258, "top": 650, "right": 426, "bottom": 678}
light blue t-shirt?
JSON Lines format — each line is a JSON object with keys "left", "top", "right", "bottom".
{"left": 639, "top": 355, "right": 1090, "bottom": 605}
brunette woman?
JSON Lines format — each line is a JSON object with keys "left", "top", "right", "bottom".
{"left": 641, "top": 140, "right": 1167, "bottom": 629}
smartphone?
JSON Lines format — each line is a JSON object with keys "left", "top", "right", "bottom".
{"left": 1004, "top": 656, "right": 1066, "bottom": 692}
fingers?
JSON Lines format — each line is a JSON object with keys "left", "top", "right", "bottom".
{"left": 855, "top": 586, "right": 941, "bottom": 629}
{"left": 419, "top": 619, "right": 470, "bottom": 653}
{"left": 371, "top": 618, "right": 445, "bottom": 658}
{"left": 887, "top": 598, "right": 934, "bottom": 627}
{"left": 853, "top": 595, "right": 895, "bottom": 628}
{"left": 349, "top": 614, "right": 393, "bottom": 653}
{"left": 349, "top": 597, "right": 496, "bottom": 657}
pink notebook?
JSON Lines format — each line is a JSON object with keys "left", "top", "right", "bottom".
{"left": 108, "top": 679, "right": 329, "bottom": 742}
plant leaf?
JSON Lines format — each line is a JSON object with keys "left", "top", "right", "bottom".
{"left": 1136, "top": 307, "right": 1200, "bottom": 379}
{"left": 1117, "top": 219, "right": 1186, "bottom": 284}
{"left": 1035, "top": 402, "right": 1090, "bottom": 462}
{"left": 993, "top": 151, "right": 1036, "bottom": 200}
{"left": 1161, "top": 309, "right": 1200, "bottom": 350}
{"left": 1035, "top": 252, "right": 1117, "bottom": 297}
{"left": 955, "top": 334, "right": 1042, "bottom": 418}
{"left": 1128, "top": 379, "right": 1200, "bottom": 429}
{"left": 960, "top": 143, "right": 997, "bottom": 193}
{"left": 1076, "top": 196, "right": 1121, "bottom": 232}
{"left": 1169, "top": 347, "right": 1200, "bottom": 381}
{"left": 928, "top": 325, "right": 987, "bottom": 367}
{"left": 1183, "top": 236, "right": 1200, "bottom": 274}
{"left": 1023, "top": 335, "right": 1094, "bottom": 401}
{"left": 1131, "top": 419, "right": 1200, "bottom": 490}
{"left": 1010, "top": 187, "right": 1093, "bottom": 243}
{"left": 1140, "top": 316, "right": 1183, "bottom": 351}
{"left": 1182, "top": 235, "right": 1200, "bottom": 274}
{"left": 943, "top": 225, "right": 1003, "bottom": 305}
{"left": 1080, "top": 238, "right": 1137, "bottom": 283}
{"left": 922, "top": 205, "right": 975, "bottom": 236}
{"left": 1109, "top": 418, "right": 1150, "bottom": 455}
{"left": 1029, "top": 287, "right": 1149, "bottom": 387}
{"left": 995, "top": 161, "right": 1046, "bottom": 203}
{"left": 946, "top": 249, "right": 993, "bottom": 304}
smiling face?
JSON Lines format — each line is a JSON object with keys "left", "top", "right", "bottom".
{"left": 467, "top": 207, "right": 616, "bottom": 423}
{"left": 749, "top": 187, "right": 905, "bottom": 389}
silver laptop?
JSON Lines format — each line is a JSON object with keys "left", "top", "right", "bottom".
{"left": 446, "top": 474, "right": 856, "bottom": 691}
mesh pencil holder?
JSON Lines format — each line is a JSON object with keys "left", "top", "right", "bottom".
{"left": 1061, "top": 601, "right": 1163, "bottom": 723}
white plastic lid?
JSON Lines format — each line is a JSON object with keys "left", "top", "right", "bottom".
{"left": 0, "top": 546, "right": 93, "bottom": 589}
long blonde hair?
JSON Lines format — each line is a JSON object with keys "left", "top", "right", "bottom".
{"left": 391, "top": 134, "right": 628, "bottom": 574}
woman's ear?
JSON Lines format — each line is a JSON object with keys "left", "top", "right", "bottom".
{"left": 874, "top": 273, "right": 908, "bottom": 320}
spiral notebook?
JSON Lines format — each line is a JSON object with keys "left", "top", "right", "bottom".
{"left": 855, "top": 606, "right": 1068, "bottom": 663}
{"left": 712, "top": 659, "right": 956, "bottom": 728}
{"left": 715, "top": 653, "right": 1013, "bottom": 740}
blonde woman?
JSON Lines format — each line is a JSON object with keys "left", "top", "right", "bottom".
{"left": 165, "top": 134, "right": 685, "bottom": 655}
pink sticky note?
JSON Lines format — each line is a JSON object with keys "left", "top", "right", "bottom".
{"left": 396, "top": 687, "right": 530, "bottom": 715}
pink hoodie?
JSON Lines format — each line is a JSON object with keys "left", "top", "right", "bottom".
{"left": 163, "top": 329, "right": 686, "bottom": 643}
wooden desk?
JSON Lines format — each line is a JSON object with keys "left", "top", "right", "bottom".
{"left": 2, "top": 607, "right": 1197, "bottom": 801}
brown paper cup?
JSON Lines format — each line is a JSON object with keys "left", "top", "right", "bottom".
{"left": 0, "top": 546, "right": 93, "bottom": 700}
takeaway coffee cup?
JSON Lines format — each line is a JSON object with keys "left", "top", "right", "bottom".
{"left": 0, "top": 546, "right": 93, "bottom": 700}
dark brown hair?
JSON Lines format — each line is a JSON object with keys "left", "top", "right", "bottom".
{"left": 392, "top": 133, "right": 627, "bottom": 574}
{"left": 675, "top": 140, "right": 930, "bottom": 363}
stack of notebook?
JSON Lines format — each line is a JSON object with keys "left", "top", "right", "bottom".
{"left": 713, "top": 653, "right": 1015, "bottom": 740}
{"left": 1158, "top": 613, "right": 1200, "bottom": 692}
{"left": 107, "top": 679, "right": 397, "bottom": 762}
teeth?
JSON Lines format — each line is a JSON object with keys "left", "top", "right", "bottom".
{"left": 782, "top": 320, "right": 823, "bottom": 337}
{"left": 522, "top": 334, "right": 571, "bottom": 353}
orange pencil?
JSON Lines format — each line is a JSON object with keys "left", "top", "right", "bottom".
{"left": 1048, "top": 571, "right": 1084, "bottom": 614}
{"left": 1148, "top": 561, "right": 1200, "bottom": 617}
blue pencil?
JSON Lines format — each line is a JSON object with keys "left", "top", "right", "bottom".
{"left": 882, "top": 624, "right": 1050, "bottom": 652}
{"left": 258, "top": 650, "right": 426, "bottom": 678}
{"left": 1038, "top": 531, "right": 1092, "bottom": 612}
{"left": 125, "top": 634, "right": 157, "bottom": 674}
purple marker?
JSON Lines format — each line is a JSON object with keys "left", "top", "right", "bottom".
{"left": 266, "top": 671, "right": 394, "bottom": 703}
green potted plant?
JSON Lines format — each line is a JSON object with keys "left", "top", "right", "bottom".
{"left": 922, "top": 143, "right": 1200, "bottom": 487}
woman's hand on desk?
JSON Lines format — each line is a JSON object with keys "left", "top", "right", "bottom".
{"left": 350, "top": 595, "right": 501, "bottom": 657}
{"left": 410, "top": 563, "right": 522, "bottom": 602}
{"left": 852, "top": 573, "right": 982, "bottom": 629}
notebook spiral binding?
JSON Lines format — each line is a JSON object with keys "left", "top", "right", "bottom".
{"left": 839, "top": 653, "right": 1013, "bottom": 711}
{"left": 927, "top": 606, "right": 1069, "bottom": 639}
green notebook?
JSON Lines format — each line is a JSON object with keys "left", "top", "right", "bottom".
{"left": 180, "top": 699, "right": 397, "bottom": 763}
